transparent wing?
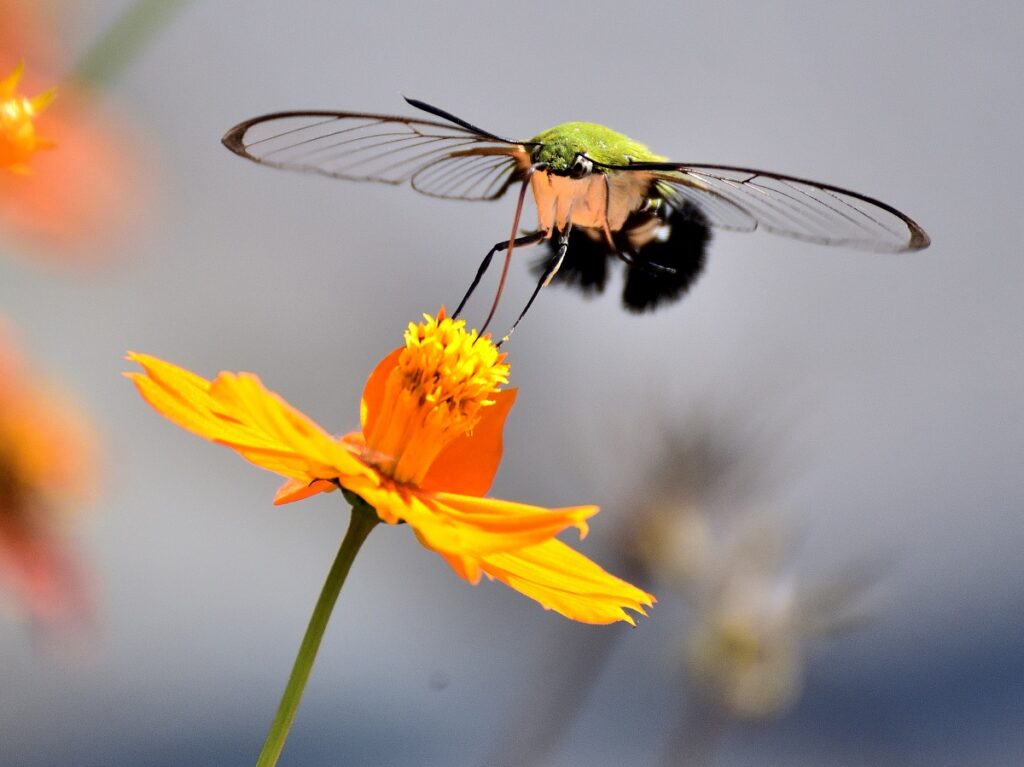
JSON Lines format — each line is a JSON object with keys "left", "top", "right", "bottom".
{"left": 652, "top": 176, "right": 759, "bottom": 234}
{"left": 222, "top": 110, "right": 528, "bottom": 201}
{"left": 600, "top": 161, "right": 930, "bottom": 252}
{"left": 411, "top": 148, "right": 523, "bottom": 200}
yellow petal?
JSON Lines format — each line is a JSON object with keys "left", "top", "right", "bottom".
{"left": 28, "top": 87, "right": 56, "bottom": 114}
{"left": 126, "top": 353, "right": 376, "bottom": 488}
{"left": 435, "top": 548, "right": 483, "bottom": 584}
{"left": 273, "top": 478, "right": 337, "bottom": 505}
{"left": 353, "top": 483, "right": 595, "bottom": 556}
{"left": 0, "top": 62, "right": 24, "bottom": 100}
{"left": 479, "top": 539, "right": 655, "bottom": 625}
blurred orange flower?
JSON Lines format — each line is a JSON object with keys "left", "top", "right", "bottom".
{"left": 0, "top": 322, "right": 97, "bottom": 628}
{"left": 128, "top": 311, "right": 654, "bottom": 625}
{"left": 0, "top": 11, "right": 154, "bottom": 267}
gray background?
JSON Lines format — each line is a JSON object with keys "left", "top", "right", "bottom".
{"left": 1, "top": 1, "right": 1021, "bottom": 765}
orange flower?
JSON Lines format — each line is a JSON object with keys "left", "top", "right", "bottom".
{"left": 0, "top": 322, "right": 96, "bottom": 627}
{"left": 0, "top": 58, "right": 153, "bottom": 266}
{"left": 127, "top": 311, "right": 654, "bottom": 625}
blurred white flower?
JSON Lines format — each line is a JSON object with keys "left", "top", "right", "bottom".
{"left": 686, "top": 525, "right": 803, "bottom": 718}
{"left": 623, "top": 424, "right": 757, "bottom": 591}
{"left": 684, "top": 520, "right": 876, "bottom": 720}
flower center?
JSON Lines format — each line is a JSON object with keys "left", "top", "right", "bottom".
{"left": 364, "top": 311, "right": 508, "bottom": 485}
{"left": 0, "top": 64, "right": 55, "bottom": 173}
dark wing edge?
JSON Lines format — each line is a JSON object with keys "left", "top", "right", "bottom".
{"left": 221, "top": 109, "right": 532, "bottom": 202}
{"left": 595, "top": 160, "right": 930, "bottom": 253}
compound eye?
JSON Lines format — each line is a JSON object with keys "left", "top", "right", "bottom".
{"left": 570, "top": 154, "right": 592, "bottom": 179}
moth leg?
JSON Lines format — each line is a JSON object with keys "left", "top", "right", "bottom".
{"left": 499, "top": 232, "right": 570, "bottom": 345}
{"left": 616, "top": 248, "right": 677, "bottom": 275}
{"left": 479, "top": 163, "right": 548, "bottom": 333}
{"left": 615, "top": 248, "right": 637, "bottom": 266}
{"left": 454, "top": 231, "right": 547, "bottom": 319}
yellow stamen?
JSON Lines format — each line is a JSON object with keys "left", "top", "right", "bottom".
{"left": 364, "top": 311, "right": 509, "bottom": 485}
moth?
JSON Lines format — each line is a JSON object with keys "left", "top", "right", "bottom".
{"left": 224, "top": 99, "right": 929, "bottom": 332}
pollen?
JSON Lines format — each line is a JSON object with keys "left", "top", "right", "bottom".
{"left": 0, "top": 63, "right": 56, "bottom": 174}
{"left": 364, "top": 311, "right": 509, "bottom": 485}
{"left": 398, "top": 311, "right": 508, "bottom": 428}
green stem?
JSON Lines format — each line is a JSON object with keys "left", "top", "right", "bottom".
{"left": 71, "top": 0, "right": 191, "bottom": 89}
{"left": 255, "top": 500, "right": 378, "bottom": 767}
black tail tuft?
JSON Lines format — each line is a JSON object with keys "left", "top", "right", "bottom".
{"left": 534, "top": 202, "right": 712, "bottom": 312}
{"left": 622, "top": 202, "right": 711, "bottom": 312}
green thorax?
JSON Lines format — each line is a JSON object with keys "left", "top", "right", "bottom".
{"left": 528, "top": 122, "right": 666, "bottom": 172}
